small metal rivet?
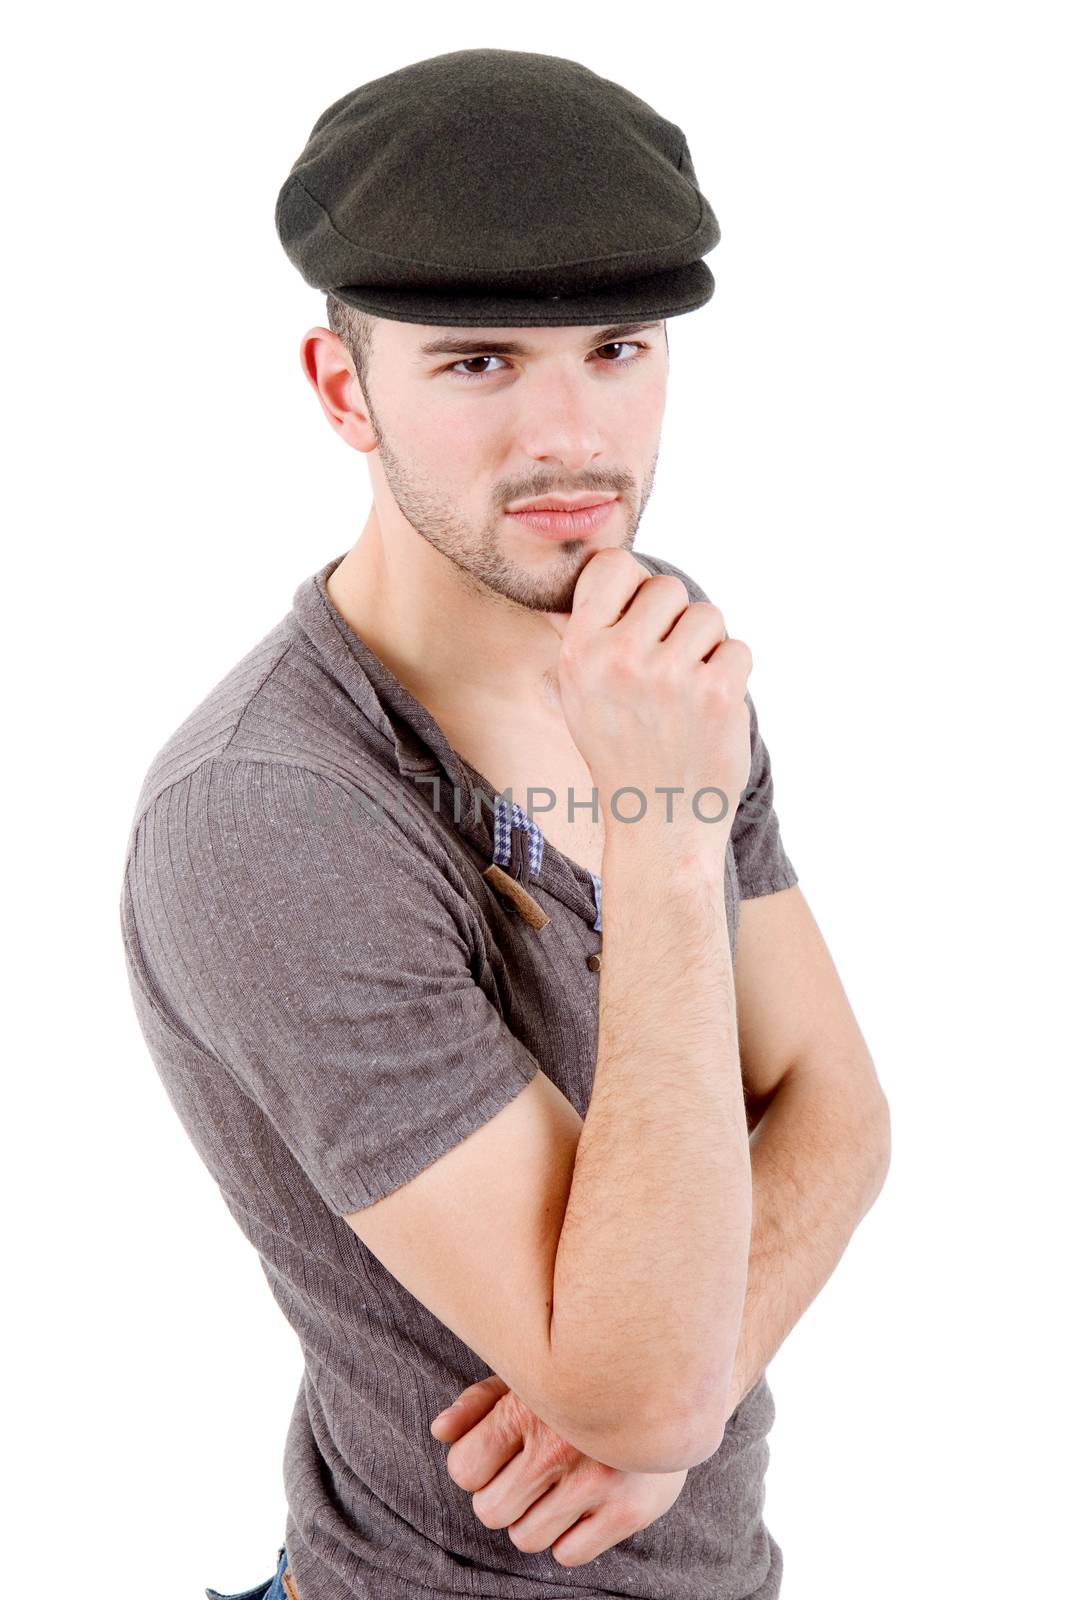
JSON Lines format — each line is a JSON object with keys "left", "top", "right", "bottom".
{"left": 586, "top": 952, "right": 601, "bottom": 971}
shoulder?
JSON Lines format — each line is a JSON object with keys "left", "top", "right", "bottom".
{"left": 125, "top": 620, "right": 292, "bottom": 833}
{"left": 123, "top": 615, "right": 399, "bottom": 853}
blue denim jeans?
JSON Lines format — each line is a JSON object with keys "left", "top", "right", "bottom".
{"left": 205, "top": 1543, "right": 291, "bottom": 1600}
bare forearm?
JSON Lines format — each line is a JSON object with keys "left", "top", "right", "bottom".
{"left": 550, "top": 827, "right": 751, "bottom": 1443}
{"left": 724, "top": 1066, "right": 891, "bottom": 1419}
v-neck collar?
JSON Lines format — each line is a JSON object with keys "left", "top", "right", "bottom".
{"left": 290, "top": 551, "right": 602, "bottom": 931}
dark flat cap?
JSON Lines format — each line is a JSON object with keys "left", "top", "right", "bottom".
{"left": 275, "top": 48, "right": 721, "bottom": 326}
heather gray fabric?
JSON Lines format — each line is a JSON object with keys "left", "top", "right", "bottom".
{"left": 119, "top": 547, "right": 798, "bottom": 1600}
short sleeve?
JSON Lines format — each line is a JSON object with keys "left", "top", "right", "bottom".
{"left": 732, "top": 689, "right": 800, "bottom": 899}
{"left": 127, "top": 758, "right": 541, "bottom": 1215}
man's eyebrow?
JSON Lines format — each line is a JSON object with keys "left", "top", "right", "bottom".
{"left": 415, "top": 321, "right": 663, "bottom": 359}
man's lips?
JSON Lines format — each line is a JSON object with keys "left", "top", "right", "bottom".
{"left": 504, "top": 500, "right": 618, "bottom": 539}
{"left": 507, "top": 496, "right": 615, "bottom": 512}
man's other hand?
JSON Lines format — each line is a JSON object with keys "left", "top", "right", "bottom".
{"left": 429, "top": 1375, "right": 689, "bottom": 1568}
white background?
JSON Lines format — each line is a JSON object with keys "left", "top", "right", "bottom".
{"left": 5, "top": 4, "right": 1064, "bottom": 1596}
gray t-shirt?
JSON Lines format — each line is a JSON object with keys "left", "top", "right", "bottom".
{"left": 119, "top": 547, "right": 799, "bottom": 1600}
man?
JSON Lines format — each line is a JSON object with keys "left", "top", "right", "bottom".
{"left": 120, "top": 48, "right": 891, "bottom": 1600}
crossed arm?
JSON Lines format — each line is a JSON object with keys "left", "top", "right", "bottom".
{"left": 432, "top": 883, "right": 892, "bottom": 1567}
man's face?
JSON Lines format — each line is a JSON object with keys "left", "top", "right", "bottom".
{"left": 356, "top": 317, "right": 668, "bottom": 615}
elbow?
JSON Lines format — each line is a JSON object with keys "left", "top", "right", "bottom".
{"left": 647, "top": 1412, "right": 726, "bottom": 1473}
{"left": 869, "top": 1092, "right": 893, "bottom": 1193}
{"left": 603, "top": 1408, "right": 726, "bottom": 1475}
{"left": 588, "top": 1374, "right": 729, "bottom": 1475}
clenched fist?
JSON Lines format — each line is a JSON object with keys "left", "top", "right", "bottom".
{"left": 544, "top": 548, "right": 753, "bottom": 868}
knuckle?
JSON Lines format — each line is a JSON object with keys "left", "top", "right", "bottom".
{"left": 647, "top": 573, "right": 691, "bottom": 603}
{"left": 606, "top": 638, "right": 642, "bottom": 679}
{"left": 701, "top": 673, "right": 734, "bottom": 712}
{"left": 689, "top": 598, "right": 725, "bottom": 629}
{"left": 500, "top": 1387, "right": 537, "bottom": 1431}
{"left": 471, "top": 1490, "right": 505, "bottom": 1529}
{"left": 533, "top": 1425, "right": 581, "bottom": 1471}
{"left": 608, "top": 1496, "right": 644, "bottom": 1531}
{"left": 554, "top": 1541, "right": 596, "bottom": 1568}
{"left": 445, "top": 1440, "right": 482, "bottom": 1489}
{"left": 652, "top": 650, "right": 687, "bottom": 685}
{"left": 576, "top": 1454, "right": 619, "bottom": 1485}
{"left": 508, "top": 1524, "right": 543, "bottom": 1552}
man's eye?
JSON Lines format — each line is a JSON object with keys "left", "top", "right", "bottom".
{"left": 447, "top": 342, "right": 646, "bottom": 382}
{"left": 597, "top": 341, "right": 641, "bottom": 362}
{"left": 450, "top": 354, "right": 508, "bottom": 379}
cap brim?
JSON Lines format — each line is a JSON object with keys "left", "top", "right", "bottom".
{"left": 327, "top": 260, "right": 714, "bottom": 326}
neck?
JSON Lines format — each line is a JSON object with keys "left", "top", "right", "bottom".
{"left": 325, "top": 506, "right": 566, "bottom": 724}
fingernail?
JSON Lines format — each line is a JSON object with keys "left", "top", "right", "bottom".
{"left": 432, "top": 1406, "right": 457, "bottom": 1425}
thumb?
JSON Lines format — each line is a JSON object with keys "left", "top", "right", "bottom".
{"left": 543, "top": 556, "right": 653, "bottom": 638}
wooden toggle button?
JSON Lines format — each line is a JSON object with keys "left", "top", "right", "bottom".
{"left": 482, "top": 863, "right": 551, "bottom": 930}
